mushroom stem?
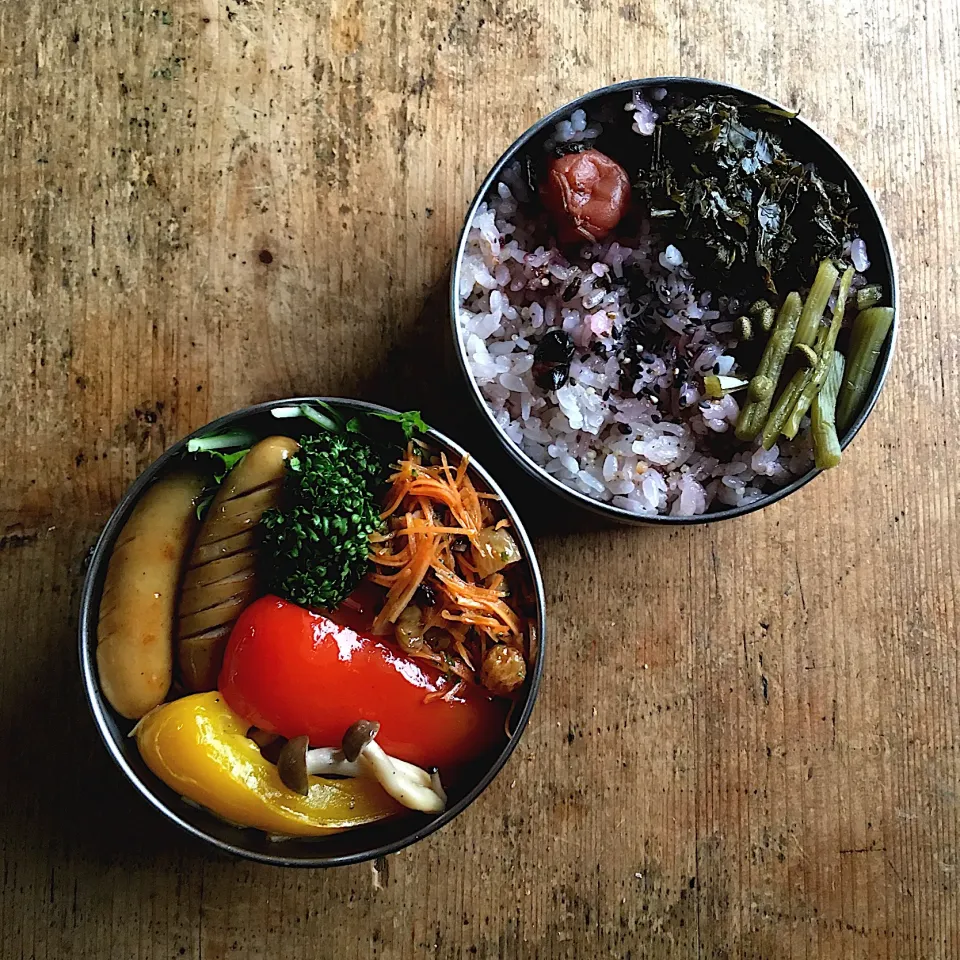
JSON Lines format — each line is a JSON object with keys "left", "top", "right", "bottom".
{"left": 387, "top": 756, "right": 435, "bottom": 788}
{"left": 304, "top": 747, "right": 362, "bottom": 778}
{"left": 340, "top": 719, "right": 446, "bottom": 813}
{"left": 356, "top": 741, "right": 446, "bottom": 814}
{"left": 302, "top": 747, "right": 434, "bottom": 787}
{"left": 275, "top": 723, "right": 447, "bottom": 813}
{"left": 430, "top": 769, "right": 447, "bottom": 806}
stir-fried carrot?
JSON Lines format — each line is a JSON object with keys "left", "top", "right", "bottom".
{"left": 367, "top": 443, "right": 528, "bottom": 689}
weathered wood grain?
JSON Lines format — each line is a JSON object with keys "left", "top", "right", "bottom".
{"left": 1, "top": 0, "right": 957, "bottom": 957}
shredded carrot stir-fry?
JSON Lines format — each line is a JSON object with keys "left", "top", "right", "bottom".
{"left": 368, "top": 443, "right": 529, "bottom": 691}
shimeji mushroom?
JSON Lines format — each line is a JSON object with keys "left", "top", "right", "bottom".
{"left": 276, "top": 736, "right": 360, "bottom": 794}
{"left": 276, "top": 722, "right": 446, "bottom": 813}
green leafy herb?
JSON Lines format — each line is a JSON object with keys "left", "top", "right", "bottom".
{"left": 195, "top": 491, "right": 216, "bottom": 520}
{"left": 270, "top": 403, "right": 428, "bottom": 441}
{"left": 259, "top": 432, "right": 389, "bottom": 609}
{"left": 186, "top": 429, "right": 256, "bottom": 454}
{"left": 190, "top": 444, "right": 251, "bottom": 492}
{"left": 186, "top": 430, "right": 254, "bottom": 516}
{"left": 634, "top": 96, "right": 857, "bottom": 293}
{"left": 269, "top": 402, "right": 343, "bottom": 431}
{"left": 371, "top": 409, "right": 429, "bottom": 439}
{"left": 204, "top": 448, "right": 246, "bottom": 483}
{"left": 298, "top": 403, "right": 341, "bottom": 431}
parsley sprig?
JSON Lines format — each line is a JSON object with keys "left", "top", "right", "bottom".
{"left": 259, "top": 431, "right": 389, "bottom": 609}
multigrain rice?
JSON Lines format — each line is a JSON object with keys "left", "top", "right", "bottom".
{"left": 456, "top": 104, "right": 867, "bottom": 517}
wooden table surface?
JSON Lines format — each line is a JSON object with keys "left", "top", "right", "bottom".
{"left": 2, "top": 1, "right": 958, "bottom": 957}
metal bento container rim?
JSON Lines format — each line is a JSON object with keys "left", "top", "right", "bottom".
{"left": 78, "top": 396, "right": 547, "bottom": 868}
{"left": 450, "top": 76, "right": 900, "bottom": 526}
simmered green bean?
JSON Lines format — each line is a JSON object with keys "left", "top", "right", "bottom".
{"left": 836, "top": 307, "right": 896, "bottom": 433}
{"left": 812, "top": 352, "right": 845, "bottom": 469}
{"left": 856, "top": 284, "right": 882, "bottom": 311}
{"left": 794, "top": 344, "right": 818, "bottom": 367}
{"left": 782, "top": 267, "right": 854, "bottom": 439}
{"left": 735, "top": 292, "right": 802, "bottom": 440}
{"left": 793, "top": 260, "right": 839, "bottom": 349}
{"left": 761, "top": 369, "right": 809, "bottom": 451}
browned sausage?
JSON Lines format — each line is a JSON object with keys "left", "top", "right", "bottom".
{"left": 97, "top": 470, "right": 205, "bottom": 719}
{"left": 177, "top": 436, "right": 299, "bottom": 691}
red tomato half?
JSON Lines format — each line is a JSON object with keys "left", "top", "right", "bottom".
{"left": 218, "top": 595, "right": 508, "bottom": 769}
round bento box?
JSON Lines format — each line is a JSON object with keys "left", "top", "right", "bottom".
{"left": 79, "top": 397, "right": 546, "bottom": 867}
{"left": 451, "top": 78, "right": 898, "bottom": 524}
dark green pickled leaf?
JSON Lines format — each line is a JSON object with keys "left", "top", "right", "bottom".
{"left": 634, "top": 95, "right": 856, "bottom": 293}
{"left": 754, "top": 104, "right": 800, "bottom": 119}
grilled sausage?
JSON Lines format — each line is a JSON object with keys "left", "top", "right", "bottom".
{"left": 177, "top": 435, "right": 299, "bottom": 691}
{"left": 97, "top": 470, "right": 205, "bottom": 719}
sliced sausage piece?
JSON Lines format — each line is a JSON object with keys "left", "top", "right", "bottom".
{"left": 97, "top": 470, "right": 205, "bottom": 719}
{"left": 177, "top": 435, "right": 299, "bottom": 691}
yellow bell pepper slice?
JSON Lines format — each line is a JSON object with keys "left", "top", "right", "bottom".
{"left": 135, "top": 692, "right": 401, "bottom": 836}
